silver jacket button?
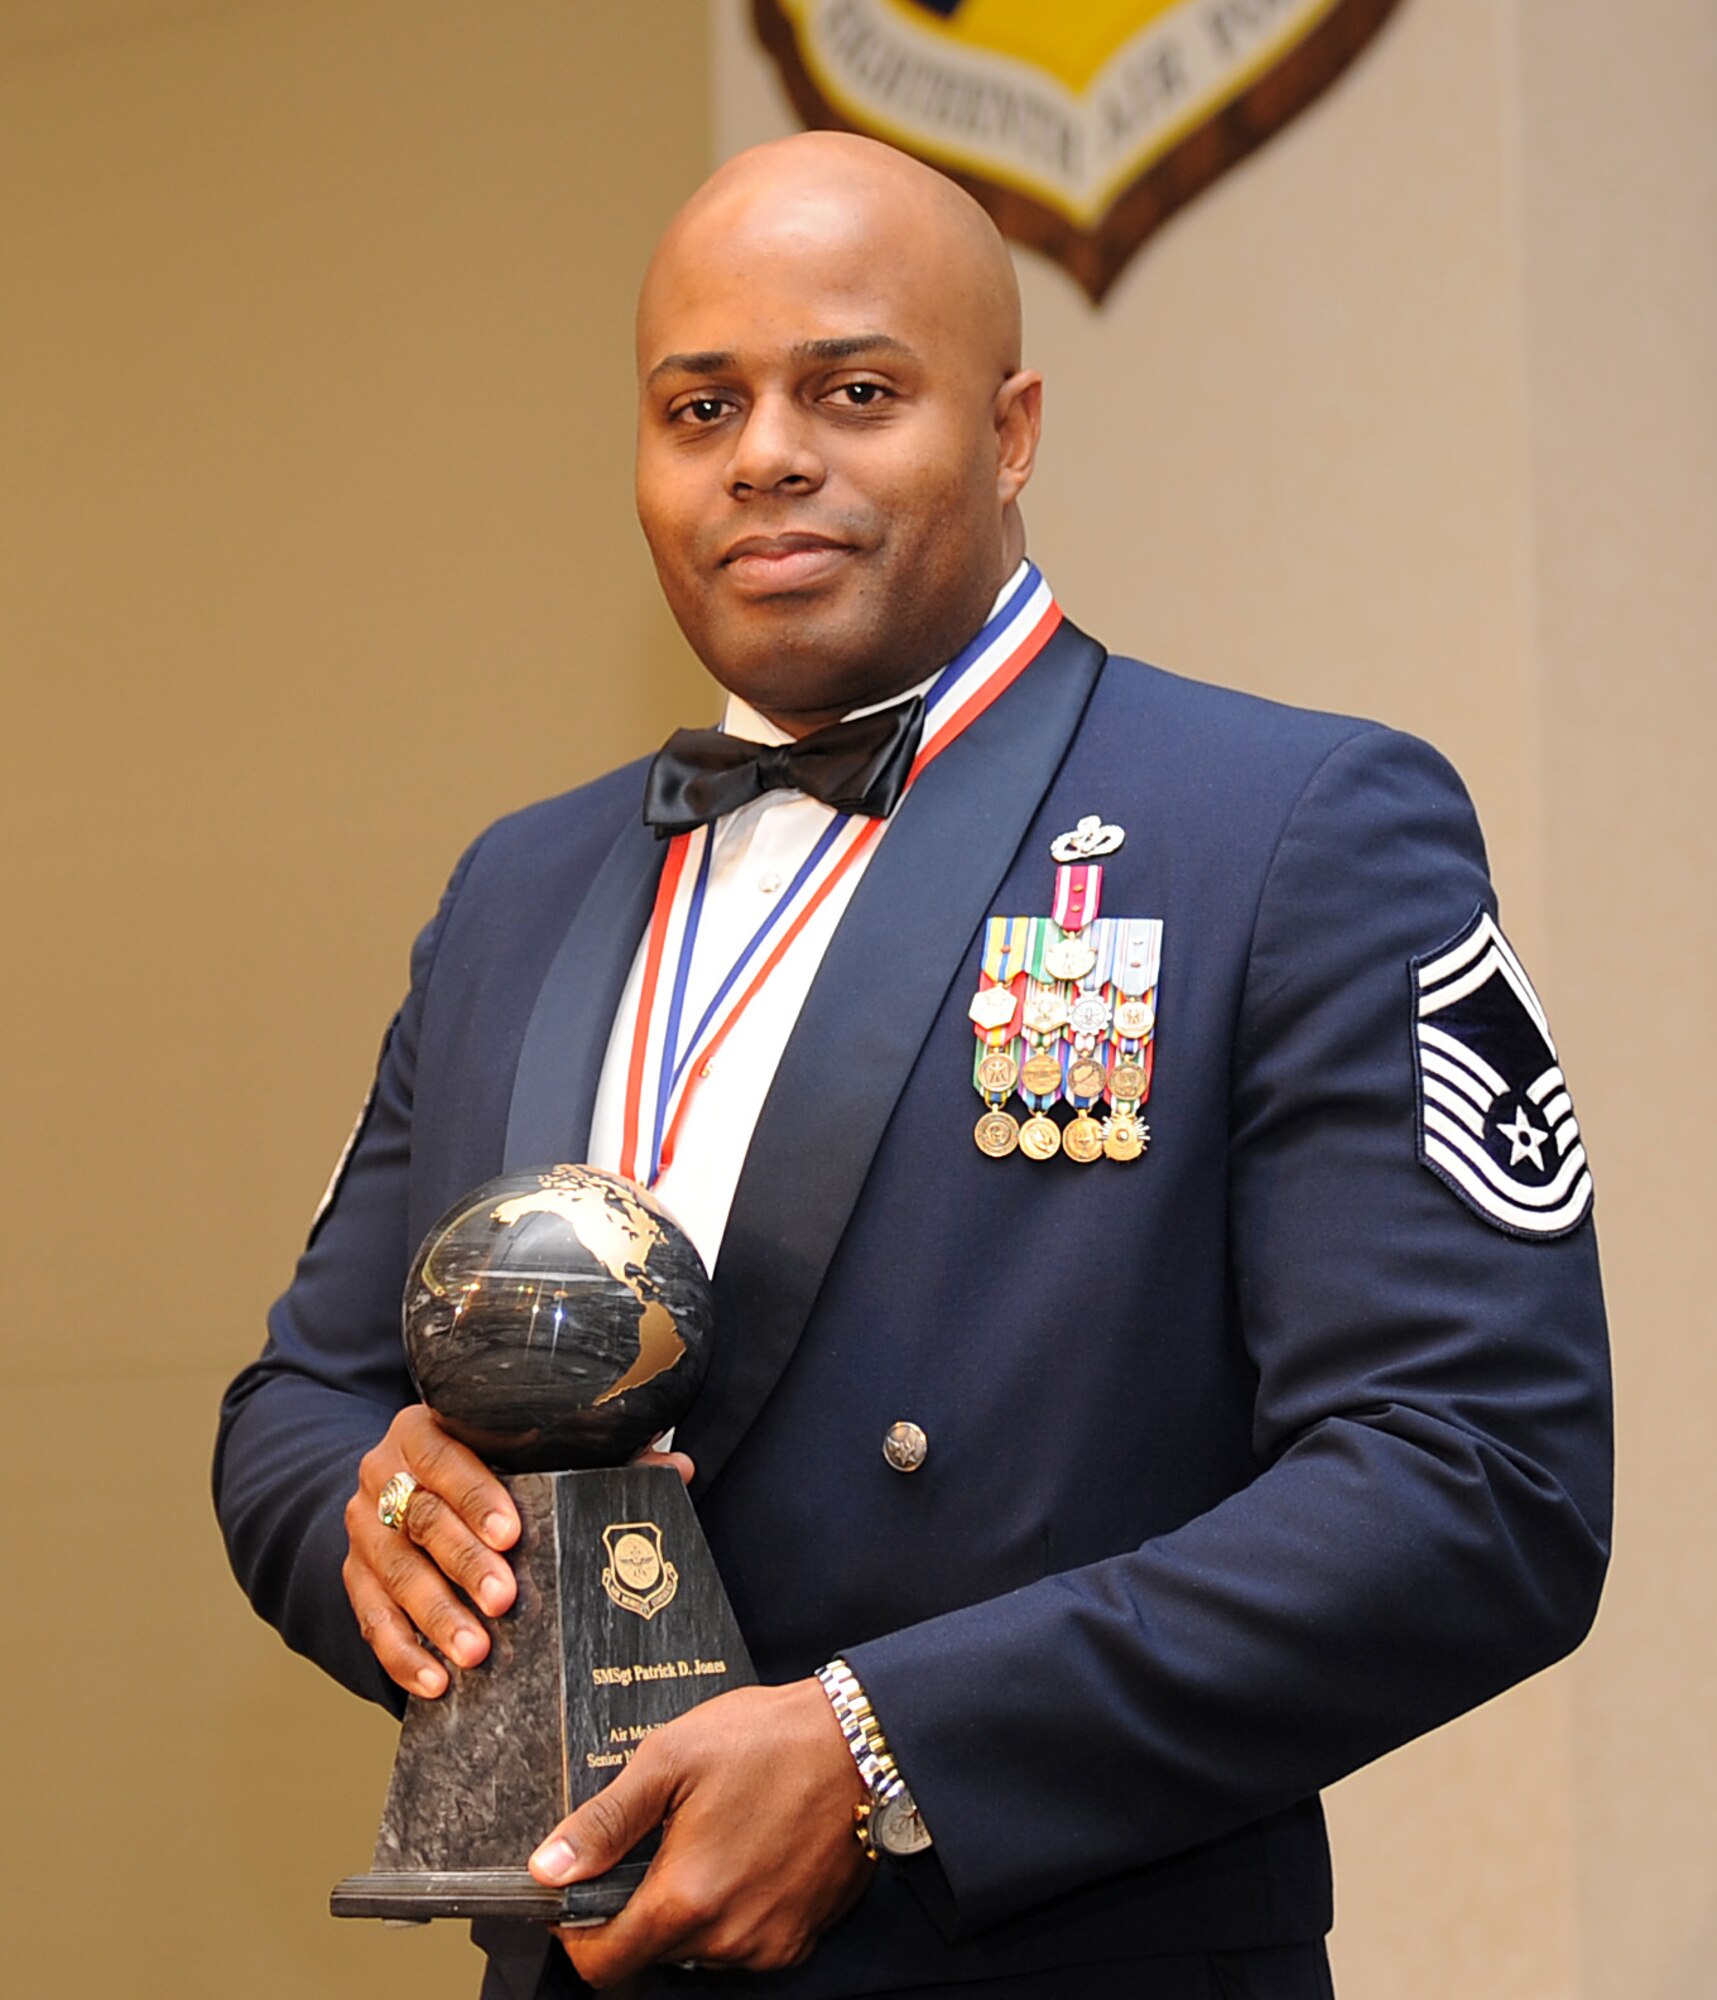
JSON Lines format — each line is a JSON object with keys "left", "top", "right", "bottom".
{"left": 882, "top": 1421, "right": 928, "bottom": 1472}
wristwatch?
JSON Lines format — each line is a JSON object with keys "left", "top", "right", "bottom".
{"left": 867, "top": 1782, "right": 934, "bottom": 1858}
{"left": 816, "top": 1658, "right": 934, "bottom": 1858}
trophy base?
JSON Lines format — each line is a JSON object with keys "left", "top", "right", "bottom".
{"left": 331, "top": 1862, "right": 646, "bottom": 1924}
{"left": 333, "top": 1465, "right": 755, "bottom": 1926}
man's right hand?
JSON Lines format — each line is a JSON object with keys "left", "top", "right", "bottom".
{"left": 343, "top": 1405, "right": 521, "bottom": 1697}
{"left": 343, "top": 1409, "right": 697, "bottom": 1697}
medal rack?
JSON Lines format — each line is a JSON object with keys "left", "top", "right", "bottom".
{"left": 968, "top": 835, "right": 1159, "bottom": 1164}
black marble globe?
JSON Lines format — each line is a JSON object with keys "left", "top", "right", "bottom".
{"left": 403, "top": 1166, "right": 713, "bottom": 1472}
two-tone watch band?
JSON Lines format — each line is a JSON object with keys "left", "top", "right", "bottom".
{"left": 816, "top": 1657, "right": 934, "bottom": 1859}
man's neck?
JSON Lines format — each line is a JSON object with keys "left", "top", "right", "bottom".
{"left": 725, "top": 559, "right": 1032, "bottom": 744}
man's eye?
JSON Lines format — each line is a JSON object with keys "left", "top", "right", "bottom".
{"left": 833, "top": 381, "right": 889, "bottom": 408}
{"left": 675, "top": 396, "right": 730, "bottom": 424}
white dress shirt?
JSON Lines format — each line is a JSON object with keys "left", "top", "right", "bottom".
{"left": 588, "top": 564, "right": 1030, "bottom": 1276}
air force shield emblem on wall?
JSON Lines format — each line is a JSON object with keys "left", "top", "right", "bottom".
{"left": 753, "top": 0, "right": 1409, "bottom": 301}
{"left": 1413, "top": 908, "right": 1593, "bottom": 1240}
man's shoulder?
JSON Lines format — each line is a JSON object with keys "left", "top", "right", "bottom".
{"left": 1060, "top": 632, "right": 1477, "bottom": 849}
{"left": 1069, "top": 635, "right": 1388, "bottom": 782}
{"left": 438, "top": 753, "right": 654, "bottom": 901}
{"left": 408, "top": 755, "right": 656, "bottom": 948}
{"left": 475, "top": 752, "right": 653, "bottom": 851}
{"left": 1090, "top": 642, "right": 1386, "bottom": 769}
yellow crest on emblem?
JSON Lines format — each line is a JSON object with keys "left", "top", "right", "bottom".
{"left": 753, "top": 0, "right": 1407, "bottom": 300}
{"left": 601, "top": 1520, "right": 680, "bottom": 1621}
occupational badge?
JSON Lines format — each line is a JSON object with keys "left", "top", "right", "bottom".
{"left": 1412, "top": 907, "right": 1593, "bottom": 1238}
{"left": 967, "top": 816, "right": 1160, "bottom": 1165}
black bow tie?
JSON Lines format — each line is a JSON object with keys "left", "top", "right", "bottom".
{"left": 641, "top": 694, "right": 926, "bottom": 837}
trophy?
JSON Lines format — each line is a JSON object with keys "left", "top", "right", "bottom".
{"left": 331, "top": 1165, "right": 754, "bottom": 1925}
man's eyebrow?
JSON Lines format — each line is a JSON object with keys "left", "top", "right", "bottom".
{"left": 645, "top": 334, "right": 919, "bottom": 389}
{"left": 792, "top": 334, "right": 918, "bottom": 366}
{"left": 646, "top": 350, "right": 734, "bottom": 388}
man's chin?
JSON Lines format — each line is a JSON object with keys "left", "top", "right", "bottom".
{"left": 699, "top": 625, "right": 898, "bottom": 723}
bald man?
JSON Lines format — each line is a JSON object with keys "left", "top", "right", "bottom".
{"left": 217, "top": 135, "right": 1610, "bottom": 2000}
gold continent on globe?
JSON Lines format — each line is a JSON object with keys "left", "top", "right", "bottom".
{"left": 402, "top": 1165, "right": 714, "bottom": 1471}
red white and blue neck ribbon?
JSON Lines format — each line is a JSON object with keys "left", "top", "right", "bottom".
{"left": 619, "top": 563, "right": 1061, "bottom": 1186}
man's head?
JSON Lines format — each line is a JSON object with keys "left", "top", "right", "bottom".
{"left": 635, "top": 132, "right": 1041, "bottom": 734}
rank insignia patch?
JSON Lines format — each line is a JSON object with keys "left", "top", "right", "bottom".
{"left": 1412, "top": 908, "right": 1593, "bottom": 1239}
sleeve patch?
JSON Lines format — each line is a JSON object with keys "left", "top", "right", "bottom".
{"left": 1411, "top": 907, "right": 1594, "bottom": 1240}
{"left": 306, "top": 1080, "right": 376, "bottom": 1247}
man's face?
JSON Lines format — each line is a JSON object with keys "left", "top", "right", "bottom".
{"left": 635, "top": 182, "right": 1037, "bottom": 730}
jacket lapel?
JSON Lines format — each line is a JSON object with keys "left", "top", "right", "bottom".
{"left": 683, "top": 619, "right": 1108, "bottom": 1489}
{"left": 503, "top": 814, "right": 665, "bottom": 1171}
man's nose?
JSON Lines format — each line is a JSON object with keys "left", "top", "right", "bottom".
{"left": 726, "top": 394, "right": 824, "bottom": 496}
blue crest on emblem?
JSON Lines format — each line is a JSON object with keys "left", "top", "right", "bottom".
{"left": 1412, "top": 907, "right": 1593, "bottom": 1239}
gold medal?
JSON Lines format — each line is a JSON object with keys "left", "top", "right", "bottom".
{"left": 1063, "top": 1114, "right": 1104, "bottom": 1163}
{"left": 1108, "top": 1059, "right": 1148, "bottom": 1101}
{"left": 974, "top": 1109, "right": 1021, "bottom": 1158}
{"left": 1019, "top": 1113, "right": 1062, "bottom": 1161}
{"left": 968, "top": 985, "right": 1019, "bottom": 1032}
{"left": 1067, "top": 1055, "right": 1107, "bottom": 1102}
{"left": 976, "top": 1050, "right": 1019, "bottom": 1096}
{"left": 1043, "top": 934, "right": 1098, "bottom": 983}
{"left": 1068, "top": 992, "right": 1112, "bottom": 1038}
{"left": 1020, "top": 1050, "right": 1064, "bottom": 1097}
{"left": 1113, "top": 997, "right": 1155, "bottom": 1040}
{"left": 1023, "top": 988, "right": 1070, "bottom": 1036}
{"left": 1101, "top": 1115, "right": 1149, "bottom": 1162}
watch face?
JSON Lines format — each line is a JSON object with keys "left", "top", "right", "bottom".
{"left": 875, "top": 1788, "right": 934, "bottom": 1856}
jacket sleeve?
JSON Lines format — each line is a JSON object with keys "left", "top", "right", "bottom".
{"left": 844, "top": 726, "right": 1613, "bottom": 1934}
{"left": 212, "top": 837, "right": 484, "bottom": 1711}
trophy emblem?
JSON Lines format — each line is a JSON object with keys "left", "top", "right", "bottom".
{"left": 601, "top": 1522, "right": 679, "bottom": 1620}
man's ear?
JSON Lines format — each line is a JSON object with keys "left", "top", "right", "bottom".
{"left": 994, "top": 370, "right": 1043, "bottom": 506}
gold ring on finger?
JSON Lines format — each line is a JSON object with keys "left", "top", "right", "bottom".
{"left": 377, "top": 1469, "right": 421, "bottom": 1535}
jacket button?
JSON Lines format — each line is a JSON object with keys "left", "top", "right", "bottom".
{"left": 882, "top": 1421, "right": 928, "bottom": 1473}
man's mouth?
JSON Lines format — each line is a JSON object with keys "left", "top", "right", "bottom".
{"left": 721, "top": 534, "right": 853, "bottom": 593}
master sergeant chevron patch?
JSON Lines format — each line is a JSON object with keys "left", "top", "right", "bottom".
{"left": 1411, "top": 907, "right": 1594, "bottom": 1240}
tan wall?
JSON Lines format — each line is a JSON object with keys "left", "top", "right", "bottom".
{"left": 6, "top": 2, "right": 1711, "bottom": 1995}
{"left": 1520, "top": 5, "right": 1717, "bottom": 1995}
{"left": 710, "top": 0, "right": 1717, "bottom": 1994}
{"left": 1, "top": 4, "right": 709, "bottom": 1994}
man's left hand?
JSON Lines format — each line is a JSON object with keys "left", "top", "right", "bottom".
{"left": 529, "top": 1677, "right": 873, "bottom": 1986}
